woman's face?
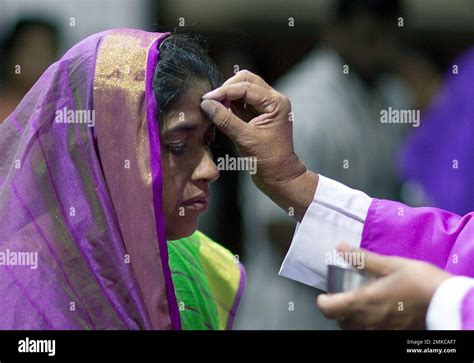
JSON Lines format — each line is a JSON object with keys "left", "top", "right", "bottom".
{"left": 160, "top": 81, "right": 220, "bottom": 240}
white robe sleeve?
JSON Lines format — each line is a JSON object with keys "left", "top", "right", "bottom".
{"left": 278, "top": 175, "right": 372, "bottom": 290}
{"left": 426, "top": 276, "right": 474, "bottom": 330}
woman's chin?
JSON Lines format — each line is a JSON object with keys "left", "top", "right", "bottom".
{"left": 165, "top": 208, "right": 208, "bottom": 240}
{"left": 166, "top": 222, "right": 198, "bottom": 241}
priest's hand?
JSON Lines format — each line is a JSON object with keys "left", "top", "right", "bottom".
{"left": 200, "top": 70, "right": 318, "bottom": 221}
{"left": 317, "top": 242, "right": 451, "bottom": 329}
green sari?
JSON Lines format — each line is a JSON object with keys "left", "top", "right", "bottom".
{"left": 168, "top": 231, "right": 246, "bottom": 330}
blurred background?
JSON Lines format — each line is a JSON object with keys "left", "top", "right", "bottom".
{"left": 1, "top": 0, "right": 472, "bottom": 329}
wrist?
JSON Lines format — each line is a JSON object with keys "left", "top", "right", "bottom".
{"left": 254, "top": 163, "right": 319, "bottom": 222}
{"left": 253, "top": 152, "right": 306, "bottom": 188}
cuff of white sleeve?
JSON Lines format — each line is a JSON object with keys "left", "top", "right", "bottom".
{"left": 426, "top": 276, "right": 474, "bottom": 330}
{"left": 279, "top": 175, "right": 371, "bottom": 290}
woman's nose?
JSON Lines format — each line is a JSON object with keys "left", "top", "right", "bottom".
{"left": 194, "top": 149, "right": 220, "bottom": 184}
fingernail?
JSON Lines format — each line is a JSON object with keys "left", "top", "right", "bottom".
{"left": 202, "top": 88, "right": 221, "bottom": 100}
{"left": 317, "top": 294, "right": 328, "bottom": 307}
{"left": 200, "top": 99, "right": 219, "bottom": 118}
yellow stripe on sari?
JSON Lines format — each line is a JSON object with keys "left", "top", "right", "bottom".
{"left": 168, "top": 231, "right": 245, "bottom": 330}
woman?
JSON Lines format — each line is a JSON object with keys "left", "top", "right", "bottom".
{"left": 0, "top": 29, "right": 245, "bottom": 330}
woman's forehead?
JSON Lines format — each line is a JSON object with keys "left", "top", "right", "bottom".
{"left": 161, "top": 83, "right": 214, "bottom": 134}
{"left": 162, "top": 114, "right": 213, "bottom": 135}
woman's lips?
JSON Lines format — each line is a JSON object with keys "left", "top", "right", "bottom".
{"left": 180, "top": 194, "right": 209, "bottom": 212}
{"left": 184, "top": 200, "right": 208, "bottom": 212}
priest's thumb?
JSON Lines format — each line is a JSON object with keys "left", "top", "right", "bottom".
{"left": 200, "top": 99, "right": 249, "bottom": 145}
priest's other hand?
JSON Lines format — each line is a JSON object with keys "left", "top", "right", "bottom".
{"left": 317, "top": 242, "right": 451, "bottom": 330}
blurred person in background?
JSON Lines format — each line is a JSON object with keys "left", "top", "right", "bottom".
{"left": 0, "top": 18, "right": 59, "bottom": 123}
{"left": 398, "top": 47, "right": 474, "bottom": 216}
{"left": 274, "top": 0, "right": 414, "bottom": 200}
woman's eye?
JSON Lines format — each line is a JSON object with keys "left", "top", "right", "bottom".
{"left": 166, "top": 144, "right": 187, "bottom": 155}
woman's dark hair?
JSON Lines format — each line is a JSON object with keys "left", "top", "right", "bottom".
{"left": 153, "top": 33, "right": 221, "bottom": 119}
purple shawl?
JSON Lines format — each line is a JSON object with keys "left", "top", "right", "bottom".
{"left": 0, "top": 29, "right": 181, "bottom": 329}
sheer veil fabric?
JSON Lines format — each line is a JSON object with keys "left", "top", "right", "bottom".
{"left": 0, "top": 29, "right": 182, "bottom": 330}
